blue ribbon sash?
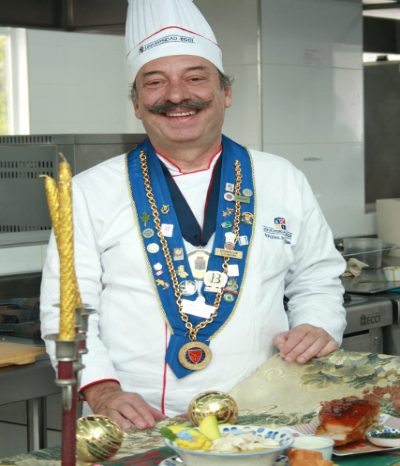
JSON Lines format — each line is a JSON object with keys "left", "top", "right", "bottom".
{"left": 127, "top": 135, "right": 255, "bottom": 378}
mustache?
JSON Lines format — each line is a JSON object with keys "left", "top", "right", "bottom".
{"left": 145, "top": 99, "right": 211, "bottom": 114}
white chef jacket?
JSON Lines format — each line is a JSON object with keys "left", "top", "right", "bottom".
{"left": 40, "top": 146, "right": 346, "bottom": 416}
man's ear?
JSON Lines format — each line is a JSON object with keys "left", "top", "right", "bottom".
{"left": 224, "top": 87, "right": 232, "bottom": 109}
{"left": 133, "top": 100, "right": 142, "bottom": 120}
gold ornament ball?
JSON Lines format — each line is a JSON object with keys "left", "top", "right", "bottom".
{"left": 76, "top": 415, "right": 123, "bottom": 463}
{"left": 188, "top": 391, "right": 238, "bottom": 426}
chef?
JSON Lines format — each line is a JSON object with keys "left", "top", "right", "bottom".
{"left": 40, "top": 0, "right": 346, "bottom": 430}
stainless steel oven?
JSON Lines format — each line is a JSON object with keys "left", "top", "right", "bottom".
{"left": 342, "top": 294, "right": 394, "bottom": 353}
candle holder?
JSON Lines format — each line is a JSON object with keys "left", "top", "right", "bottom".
{"left": 75, "top": 305, "right": 96, "bottom": 356}
{"left": 46, "top": 304, "right": 95, "bottom": 466}
{"left": 74, "top": 306, "right": 96, "bottom": 407}
{"left": 46, "top": 334, "right": 79, "bottom": 466}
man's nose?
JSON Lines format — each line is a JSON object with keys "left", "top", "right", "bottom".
{"left": 164, "top": 81, "right": 190, "bottom": 103}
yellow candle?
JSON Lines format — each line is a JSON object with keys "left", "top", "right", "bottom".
{"left": 42, "top": 175, "right": 60, "bottom": 246}
{"left": 42, "top": 158, "right": 81, "bottom": 340}
{"left": 58, "top": 154, "right": 76, "bottom": 340}
{"left": 42, "top": 174, "right": 81, "bottom": 305}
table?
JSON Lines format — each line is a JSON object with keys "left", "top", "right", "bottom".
{"left": 0, "top": 438, "right": 399, "bottom": 466}
{"left": 1, "top": 350, "right": 400, "bottom": 465}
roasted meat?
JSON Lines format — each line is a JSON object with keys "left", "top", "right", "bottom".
{"left": 288, "top": 449, "right": 337, "bottom": 466}
{"left": 315, "top": 396, "right": 380, "bottom": 446}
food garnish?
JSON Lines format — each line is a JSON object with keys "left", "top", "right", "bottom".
{"left": 159, "top": 415, "right": 284, "bottom": 453}
{"left": 160, "top": 424, "right": 212, "bottom": 450}
{"left": 198, "top": 414, "right": 221, "bottom": 440}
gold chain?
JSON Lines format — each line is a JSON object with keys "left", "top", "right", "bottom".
{"left": 139, "top": 151, "right": 243, "bottom": 341}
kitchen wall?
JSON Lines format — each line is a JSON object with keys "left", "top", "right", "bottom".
{"left": 0, "top": 0, "right": 378, "bottom": 457}
{"left": 24, "top": 0, "right": 375, "bottom": 239}
{"left": 26, "top": 29, "right": 141, "bottom": 135}
{"left": 259, "top": 0, "right": 373, "bottom": 238}
{"left": 200, "top": 0, "right": 375, "bottom": 238}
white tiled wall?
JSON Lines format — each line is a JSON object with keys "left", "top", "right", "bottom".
{"left": 198, "top": 0, "right": 261, "bottom": 149}
{"left": 259, "top": 0, "right": 374, "bottom": 237}
{"left": 261, "top": 66, "right": 363, "bottom": 144}
{"left": 199, "top": 0, "right": 259, "bottom": 65}
{"left": 260, "top": 0, "right": 363, "bottom": 70}
{"left": 263, "top": 142, "right": 375, "bottom": 237}
{"left": 197, "top": 0, "right": 374, "bottom": 237}
{"left": 224, "top": 64, "right": 262, "bottom": 149}
{"left": 26, "top": 29, "right": 141, "bottom": 135}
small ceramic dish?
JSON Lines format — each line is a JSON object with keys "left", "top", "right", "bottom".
{"left": 165, "top": 426, "right": 294, "bottom": 466}
{"left": 367, "top": 428, "right": 400, "bottom": 447}
{"left": 383, "top": 266, "right": 400, "bottom": 282}
{"left": 292, "top": 435, "right": 334, "bottom": 460}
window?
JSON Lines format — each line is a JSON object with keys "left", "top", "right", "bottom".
{"left": 0, "top": 28, "right": 29, "bottom": 135}
{"left": 0, "top": 32, "right": 12, "bottom": 134}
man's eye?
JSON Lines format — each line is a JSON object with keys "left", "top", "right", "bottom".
{"left": 145, "top": 80, "right": 162, "bottom": 87}
{"left": 189, "top": 76, "right": 205, "bottom": 82}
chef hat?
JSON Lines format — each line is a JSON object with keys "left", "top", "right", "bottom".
{"left": 125, "top": 0, "right": 224, "bottom": 80}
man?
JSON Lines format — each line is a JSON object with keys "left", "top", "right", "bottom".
{"left": 40, "top": 0, "right": 346, "bottom": 430}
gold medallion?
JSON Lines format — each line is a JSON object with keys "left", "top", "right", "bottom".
{"left": 178, "top": 341, "right": 212, "bottom": 370}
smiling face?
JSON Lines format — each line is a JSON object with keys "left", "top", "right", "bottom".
{"left": 133, "top": 55, "right": 232, "bottom": 161}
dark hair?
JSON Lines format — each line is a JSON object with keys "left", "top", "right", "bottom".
{"left": 129, "top": 69, "right": 234, "bottom": 102}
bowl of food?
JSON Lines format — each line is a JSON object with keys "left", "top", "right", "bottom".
{"left": 292, "top": 435, "right": 334, "bottom": 460}
{"left": 366, "top": 428, "right": 400, "bottom": 448}
{"left": 161, "top": 417, "right": 294, "bottom": 466}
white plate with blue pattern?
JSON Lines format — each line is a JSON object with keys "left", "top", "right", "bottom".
{"left": 160, "top": 425, "right": 294, "bottom": 466}
{"left": 159, "top": 455, "right": 288, "bottom": 466}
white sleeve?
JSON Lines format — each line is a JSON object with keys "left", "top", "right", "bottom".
{"left": 40, "top": 179, "right": 119, "bottom": 387}
{"left": 284, "top": 171, "right": 347, "bottom": 344}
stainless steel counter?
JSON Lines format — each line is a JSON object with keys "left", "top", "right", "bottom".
{"left": 341, "top": 254, "right": 400, "bottom": 294}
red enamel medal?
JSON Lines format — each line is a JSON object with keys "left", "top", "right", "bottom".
{"left": 178, "top": 341, "right": 212, "bottom": 370}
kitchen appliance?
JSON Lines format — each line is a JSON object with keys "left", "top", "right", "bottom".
{"left": 0, "top": 272, "right": 42, "bottom": 340}
{"left": 0, "top": 133, "right": 145, "bottom": 276}
{"left": 383, "top": 296, "right": 400, "bottom": 356}
{"left": 0, "top": 133, "right": 145, "bottom": 237}
{"left": 342, "top": 294, "right": 394, "bottom": 353}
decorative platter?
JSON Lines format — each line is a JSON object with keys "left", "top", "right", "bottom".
{"left": 160, "top": 425, "right": 295, "bottom": 466}
{"left": 159, "top": 456, "right": 288, "bottom": 466}
{"left": 159, "top": 415, "right": 400, "bottom": 464}
{"left": 290, "top": 413, "right": 400, "bottom": 457}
